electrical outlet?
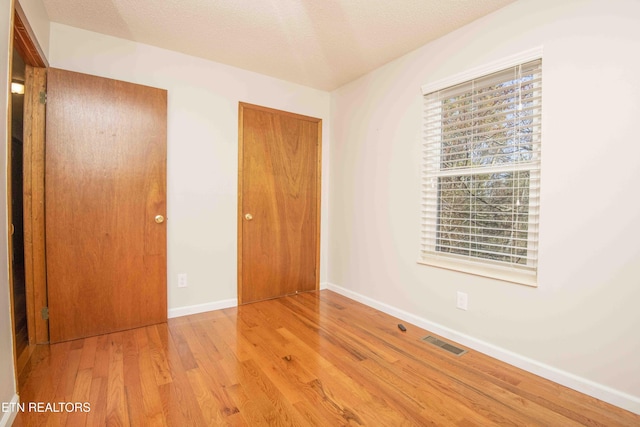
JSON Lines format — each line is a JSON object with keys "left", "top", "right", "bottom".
{"left": 456, "top": 291, "right": 468, "bottom": 310}
{"left": 178, "top": 273, "right": 188, "bottom": 288}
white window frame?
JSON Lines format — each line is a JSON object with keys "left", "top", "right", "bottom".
{"left": 419, "top": 48, "right": 543, "bottom": 286}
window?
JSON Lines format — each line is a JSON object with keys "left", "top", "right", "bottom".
{"left": 420, "top": 54, "right": 542, "bottom": 286}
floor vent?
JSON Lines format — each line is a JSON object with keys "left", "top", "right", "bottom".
{"left": 422, "top": 335, "right": 467, "bottom": 356}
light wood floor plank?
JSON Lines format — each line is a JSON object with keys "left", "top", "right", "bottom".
{"left": 133, "top": 327, "right": 166, "bottom": 426}
{"left": 105, "top": 332, "right": 130, "bottom": 427}
{"left": 13, "top": 290, "right": 640, "bottom": 426}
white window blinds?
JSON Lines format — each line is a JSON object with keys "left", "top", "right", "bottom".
{"left": 420, "top": 58, "right": 542, "bottom": 285}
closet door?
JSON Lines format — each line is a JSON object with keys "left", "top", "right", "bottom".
{"left": 238, "top": 103, "right": 321, "bottom": 304}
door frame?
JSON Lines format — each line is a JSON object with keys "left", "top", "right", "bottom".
{"left": 8, "top": 2, "right": 49, "bottom": 388}
{"left": 237, "top": 102, "right": 322, "bottom": 304}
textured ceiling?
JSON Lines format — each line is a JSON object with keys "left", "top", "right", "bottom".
{"left": 42, "top": 0, "right": 515, "bottom": 91}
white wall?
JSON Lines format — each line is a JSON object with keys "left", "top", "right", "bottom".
{"left": 329, "top": 0, "right": 640, "bottom": 413}
{"left": 0, "top": 1, "right": 17, "bottom": 425}
{"left": 48, "top": 23, "right": 331, "bottom": 314}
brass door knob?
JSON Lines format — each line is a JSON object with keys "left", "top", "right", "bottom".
{"left": 244, "top": 213, "right": 253, "bottom": 221}
{"left": 155, "top": 215, "right": 165, "bottom": 224}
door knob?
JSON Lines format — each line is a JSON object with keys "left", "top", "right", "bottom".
{"left": 155, "top": 215, "right": 165, "bottom": 224}
{"left": 244, "top": 213, "right": 253, "bottom": 221}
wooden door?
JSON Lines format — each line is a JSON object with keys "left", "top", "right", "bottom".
{"left": 238, "top": 103, "right": 321, "bottom": 304}
{"left": 46, "top": 68, "right": 167, "bottom": 343}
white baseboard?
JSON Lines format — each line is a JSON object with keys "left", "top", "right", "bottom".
{"left": 168, "top": 298, "right": 237, "bottom": 319}
{"left": 327, "top": 283, "right": 640, "bottom": 415}
{"left": 168, "top": 285, "right": 330, "bottom": 318}
{"left": 0, "top": 394, "right": 19, "bottom": 427}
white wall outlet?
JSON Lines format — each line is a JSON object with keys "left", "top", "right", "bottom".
{"left": 456, "top": 291, "right": 468, "bottom": 310}
{"left": 178, "top": 273, "right": 188, "bottom": 288}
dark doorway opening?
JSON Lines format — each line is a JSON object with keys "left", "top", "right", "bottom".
{"left": 11, "top": 47, "right": 27, "bottom": 364}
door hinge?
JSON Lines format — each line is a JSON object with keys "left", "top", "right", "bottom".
{"left": 41, "top": 307, "right": 49, "bottom": 320}
{"left": 39, "top": 91, "right": 47, "bottom": 104}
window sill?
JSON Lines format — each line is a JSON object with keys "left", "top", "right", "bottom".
{"left": 418, "top": 255, "right": 538, "bottom": 287}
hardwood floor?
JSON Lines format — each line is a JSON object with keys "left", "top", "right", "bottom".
{"left": 12, "top": 290, "right": 640, "bottom": 426}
